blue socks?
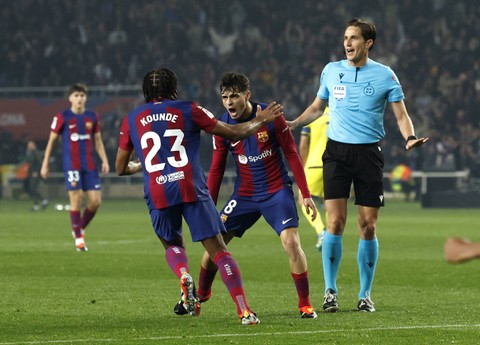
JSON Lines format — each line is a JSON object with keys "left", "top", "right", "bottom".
{"left": 357, "top": 238, "right": 379, "bottom": 299}
{"left": 322, "top": 233, "right": 379, "bottom": 299}
{"left": 322, "top": 232, "right": 343, "bottom": 293}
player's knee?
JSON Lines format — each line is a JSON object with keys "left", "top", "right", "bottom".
{"left": 88, "top": 196, "right": 102, "bottom": 210}
{"left": 87, "top": 202, "right": 100, "bottom": 212}
{"left": 358, "top": 219, "right": 377, "bottom": 239}
{"left": 280, "top": 232, "right": 302, "bottom": 254}
{"left": 328, "top": 216, "right": 346, "bottom": 233}
{"left": 358, "top": 215, "right": 376, "bottom": 229}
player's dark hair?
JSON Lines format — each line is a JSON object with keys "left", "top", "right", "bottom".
{"left": 219, "top": 72, "right": 250, "bottom": 94}
{"left": 346, "top": 18, "right": 376, "bottom": 51}
{"left": 142, "top": 68, "right": 178, "bottom": 102}
{"left": 68, "top": 83, "right": 88, "bottom": 96}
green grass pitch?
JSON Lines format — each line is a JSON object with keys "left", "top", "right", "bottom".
{"left": 1, "top": 198, "right": 479, "bottom": 344}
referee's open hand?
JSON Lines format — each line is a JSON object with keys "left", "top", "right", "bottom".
{"left": 406, "top": 137, "right": 429, "bottom": 150}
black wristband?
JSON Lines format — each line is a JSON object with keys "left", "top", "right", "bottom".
{"left": 407, "top": 135, "right": 417, "bottom": 142}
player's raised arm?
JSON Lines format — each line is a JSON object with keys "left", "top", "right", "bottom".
{"left": 211, "top": 102, "right": 284, "bottom": 140}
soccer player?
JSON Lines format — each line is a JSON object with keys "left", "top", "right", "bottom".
{"left": 115, "top": 67, "right": 284, "bottom": 325}
{"left": 41, "top": 83, "right": 109, "bottom": 252}
{"left": 25, "top": 140, "right": 49, "bottom": 211}
{"left": 288, "top": 19, "right": 428, "bottom": 313}
{"left": 298, "top": 107, "right": 330, "bottom": 250}
{"left": 444, "top": 237, "right": 480, "bottom": 263}
{"left": 196, "top": 72, "right": 318, "bottom": 319}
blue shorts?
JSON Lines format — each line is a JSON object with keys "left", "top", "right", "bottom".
{"left": 150, "top": 199, "right": 227, "bottom": 242}
{"left": 219, "top": 187, "right": 299, "bottom": 237}
{"left": 64, "top": 169, "right": 101, "bottom": 191}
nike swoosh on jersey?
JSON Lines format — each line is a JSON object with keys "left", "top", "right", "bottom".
{"left": 69, "top": 124, "right": 76, "bottom": 129}
{"left": 231, "top": 141, "right": 241, "bottom": 147}
{"left": 282, "top": 218, "right": 293, "bottom": 225}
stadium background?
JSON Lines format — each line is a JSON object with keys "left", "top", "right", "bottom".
{"left": 1, "top": 2, "right": 480, "bottom": 343}
{"left": 1, "top": 0, "right": 479, "bottom": 202}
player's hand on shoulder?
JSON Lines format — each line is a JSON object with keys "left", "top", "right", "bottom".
{"left": 256, "top": 102, "right": 284, "bottom": 124}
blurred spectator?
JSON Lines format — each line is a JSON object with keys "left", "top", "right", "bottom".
{"left": 389, "top": 162, "right": 415, "bottom": 201}
{"left": 24, "top": 140, "right": 49, "bottom": 211}
{"left": 0, "top": 0, "right": 479, "bottom": 177}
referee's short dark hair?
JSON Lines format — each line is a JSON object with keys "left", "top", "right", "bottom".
{"left": 346, "top": 18, "right": 377, "bottom": 50}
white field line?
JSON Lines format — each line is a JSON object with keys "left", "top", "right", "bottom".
{"left": 94, "top": 239, "right": 150, "bottom": 245}
{"left": 1, "top": 323, "right": 479, "bottom": 344}
{"left": 0, "top": 239, "right": 150, "bottom": 248}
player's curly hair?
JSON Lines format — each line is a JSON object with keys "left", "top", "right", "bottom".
{"left": 346, "top": 18, "right": 377, "bottom": 51}
{"left": 142, "top": 67, "right": 178, "bottom": 102}
{"left": 219, "top": 72, "right": 250, "bottom": 94}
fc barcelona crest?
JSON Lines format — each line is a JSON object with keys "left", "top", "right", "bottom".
{"left": 257, "top": 131, "right": 269, "bottom": 142}
{"left": 85, "top": 121, "right": 93, "bottom": 130}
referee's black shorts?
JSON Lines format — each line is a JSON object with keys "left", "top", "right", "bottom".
{"left": 323, "top": 139, "right": 385, "bottom": 207}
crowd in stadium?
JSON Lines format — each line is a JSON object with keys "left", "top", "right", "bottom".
{"left": 1, "top": 0, "right": 480, "bottom": 176}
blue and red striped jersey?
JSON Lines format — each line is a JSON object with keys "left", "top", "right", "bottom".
{"left": 118, "top": 100, "right": 218, "bottom": 210}
{"left": 208, "top": 102, "right": 310, "bottom": 203}
{"left": 50, "top": 109, "right": 100, "bottom": 172}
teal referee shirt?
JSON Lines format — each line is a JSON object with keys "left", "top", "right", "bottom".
{"left": 317, "top": 59, "right": 404, "bottom": 144}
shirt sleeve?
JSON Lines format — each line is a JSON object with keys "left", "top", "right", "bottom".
{"left": 191, "top": 103, "right": 219, "bottom": 133}
{"left": 118, "top": 115, "right": 133, "bottom": 152}
{"left": 317, "top": 63, "right": 330, "bottom": 100}
{"left": 94, "top": 112, "right": 101, "bottom": 133}
{"left": 274, "top": 116, "right": 311, "bottom": 198}
{"left": 50, "top": 113, "right": 64, "bottom": 134}
{"left": 207, "top": 134, "right": 228, "bottom": 204}
{"left": 386, "top": 68, "right": 405, "bottom": 102}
